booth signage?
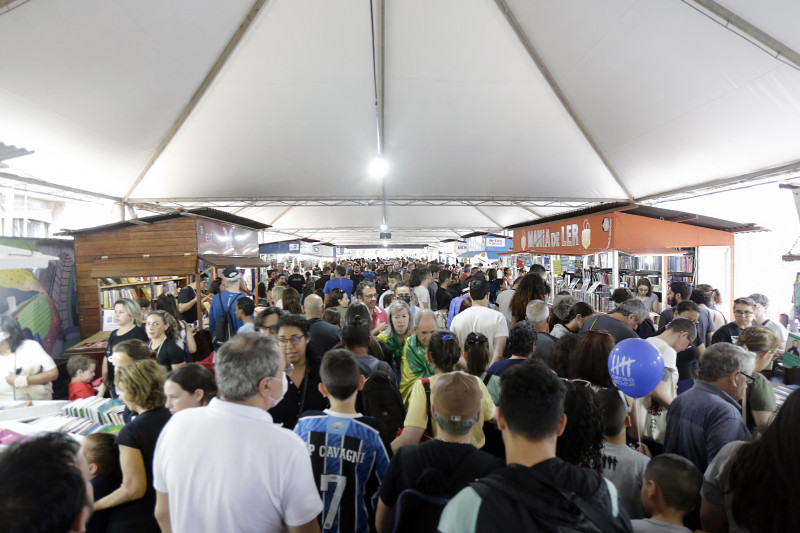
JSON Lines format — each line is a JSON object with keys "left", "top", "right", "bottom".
{"left": 485, "top": 237, "right": 506, "bottom": 248}
{"left": 513, "top": 214, "right": 611, "bottom": 255}
{"left": 196, "top": 220, "right": 259, "bottom": 256}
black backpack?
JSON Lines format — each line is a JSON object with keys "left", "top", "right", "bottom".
{"left": 469, "top": 465, "right": 631, "bottom": 533}
{"left": 212, "top": 295, "right": 240, "bottom": 350}
{"left": 357, "top": 368, "right": 405, "bottom": 438}
{"left": 392, "top": 445, "right": 497, "bottom": 533}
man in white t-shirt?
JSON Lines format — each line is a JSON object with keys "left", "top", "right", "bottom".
{"left": 646, "top": 318, "right": 697, "bottom": 389}
{"left": 154, "top": 333, "right": 323, "bottom": 533}
{"left": 451, "top": 279, "right": 509, "bottom": 363}
{"left": 413, "top": 267, "right": 433, "bottom": 310}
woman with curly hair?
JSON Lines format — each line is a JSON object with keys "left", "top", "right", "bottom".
{"left": 567, "top": 330, "right": 615, "bottom": 388}
{"left": 95, "top": 359, "right": 170, "bottom": 532}
{"left": 556, "top": 379, "right": 604, "bottom": 472}
{"left": 509, "top": 273, "right": 550, "bottom": 324}
{"left": 701, "top": 387, "right": 800, "bottom": 533}
{"left": 280, "top": 287, "right": 303, "bottom": 314}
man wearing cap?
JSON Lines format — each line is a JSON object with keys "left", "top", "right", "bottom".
{"left": 375, "top": 372, "right": 502, "bottom": 532}
{"left": 209, "top": 265, "right": 246, "bottom": 335}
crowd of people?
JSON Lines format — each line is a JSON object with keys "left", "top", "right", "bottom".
{"left": 0, "top": 257, "right": 797, "bottom": 533}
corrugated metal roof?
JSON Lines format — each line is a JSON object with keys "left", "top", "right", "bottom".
{"left": 58, "top": 207, "right": 270, "bottom": 236}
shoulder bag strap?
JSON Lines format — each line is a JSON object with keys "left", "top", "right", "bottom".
{"left": 422, "top": 378, "right": 433, "bottom": 436}
{"left": 588, "top": 315, "right": 601, "bottom": 331}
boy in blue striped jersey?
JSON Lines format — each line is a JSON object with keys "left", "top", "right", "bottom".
{"left": 295, "top": 349, "right": 391, "bottom": 533}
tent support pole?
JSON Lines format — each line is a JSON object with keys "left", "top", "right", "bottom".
{"left": 684, "top": 0, "right": 800, "bottom": 70}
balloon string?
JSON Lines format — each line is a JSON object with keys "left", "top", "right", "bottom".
{"left": 635, "top": 397, "right": 641, "bottom": 445}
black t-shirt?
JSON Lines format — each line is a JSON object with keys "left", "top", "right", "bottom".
{"left": 177, "top": 286, "right": 197, "bottom": 323}
{"left": 436, "top": 288, "right": 454, "bottom": 314}
{"left": 106, "top": 326, "right": 149, "bottom": 398}
{"left": 350, "top": 273, "right": 365, "bottom": 288}
{"left": 87, "top": 473, "right": 120, "bottom": 533}
{"left": 379, "top": 439, "right": 503, "bottom": 507}
{"left": 288, "top": 273, "right": 306, "bottom": 294}
{"left": 712, "top": 322, "right": 743, "bottom": 345}
{"left": 109, "top": 407, "right": 171, "bottom": 533}
{"left": 308, "top": 317, "right": 342, "bottom": 354}
{"left": 269, "top": 356, "right": 329, "bottom": 429}
{"left": 315, "top": 274, "right": 331, "bottom": 290}
{"left": 153, "top": 339, "right": 186, "bottom": 371}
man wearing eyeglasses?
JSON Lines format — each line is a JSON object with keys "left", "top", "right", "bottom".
{"left": 711, "top": 297, "right": 757, "bottom": 345}
{"left": 663, "top": 343, "right": 755, "bottom": 473}
{"left": 154, "top": 333, "right": 323, "bottom": 533}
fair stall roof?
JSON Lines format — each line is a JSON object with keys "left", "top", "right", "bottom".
{"left": 1, "top": 1, "right": 800, "bottom": 245}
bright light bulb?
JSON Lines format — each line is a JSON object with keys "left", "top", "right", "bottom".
{"left": 369, "top": 158, "right": 388, "bottom": 179}
{"left": 380, "top": 224, "right": 387, "bottom": 231}
{"left": 382, "top": 241, "right": 388, "bottom": 247}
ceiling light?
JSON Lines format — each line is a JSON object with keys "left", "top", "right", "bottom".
{"left": 380, "top": 223, "right": 387, "bottom": 231}
{"left": 383, "top": 241, "right": 388, "bottom": 247}
{"left": 368, "top": 157, "right": 388, "bottom": 179}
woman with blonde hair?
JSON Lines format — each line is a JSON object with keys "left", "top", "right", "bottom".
{"left": 736, "top": 325, "right": 779, "bottom": 436}
{"left": 103, "top": 298, "right": 148, "bottom": 398}
{"left": 95, "top": 359, "right": 170, "bottom": 532}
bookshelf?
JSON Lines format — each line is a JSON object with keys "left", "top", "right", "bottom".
{"left": 549, "top": 249, "right": 698, "bottom": 314}
{"left": 98, "top": 276, "right": 188, "bottom": 309}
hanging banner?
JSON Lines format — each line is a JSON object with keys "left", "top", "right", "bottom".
{"left": 197, "top": 220, "right": 259, "bottom": 256}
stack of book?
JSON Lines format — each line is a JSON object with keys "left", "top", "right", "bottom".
{"left": 27, "top": 398, "right": 125, "bottom": 437}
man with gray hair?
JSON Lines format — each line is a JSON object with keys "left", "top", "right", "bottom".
{"left": 525, "top": 300, "right": 555, "bottom": 363}
{"left": 153, "top": 333, "right": 323, "bottom": 533}
{"left": 209, "top": 264, "right": 246, "bottom": 335}
{"left": 579, "top": 298, "right": 648, "bottom": 343}
{"left": 663, "top": 343, "right": 754, "bottom": 472}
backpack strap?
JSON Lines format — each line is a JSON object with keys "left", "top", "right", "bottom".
{"left": 475, "top": 466, "right": 622, "bottom": 533}
{"left": 483, "top": 372, "right": 492, "bottom": 387}
{"left": 421, "top": 378, "right": 433, "bottom": 437}
{"left": 588, "top": 315, "right": 601, "bottom": 331}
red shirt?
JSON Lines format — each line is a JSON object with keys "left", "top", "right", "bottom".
{"left": 69, "top": 382, "right": 95, "bottom": 401}
{"left": 372, "top": 306, "right": 388, "bottom": 330}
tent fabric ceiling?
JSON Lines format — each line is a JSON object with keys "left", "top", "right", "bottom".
{"left": 2, "top": 0, "right": 799, "bottom": 245}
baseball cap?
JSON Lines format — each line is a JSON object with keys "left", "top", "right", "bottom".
{"left": 222, "top": 265, "right": 239, "bottom": 280}
{"left": 432, "top": 372, "right": 481, "bottom": 422}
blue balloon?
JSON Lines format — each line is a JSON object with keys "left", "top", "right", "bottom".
{"left": 607, "top": 338, "right": 664, "bottom": 398}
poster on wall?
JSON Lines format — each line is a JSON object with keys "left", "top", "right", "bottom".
{"left": 0, "top": 238, "right": 80, "bottom": 358}
{"left": 784, "top": 332, "right": 800, "bottom": 368}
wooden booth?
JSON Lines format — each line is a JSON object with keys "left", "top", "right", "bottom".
{"left": 62, "top": 208, "right": 270, "bottom": 340}
{"left": 507, "top": 204, "right": 759, "bottom": 316}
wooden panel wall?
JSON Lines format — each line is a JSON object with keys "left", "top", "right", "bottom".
{"left": 74, "top": 218, "right": 198, "bottom": 338}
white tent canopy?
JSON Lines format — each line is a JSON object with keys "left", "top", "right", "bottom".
{"left": 2, "top": 0, "right": 800, "bottom": 245}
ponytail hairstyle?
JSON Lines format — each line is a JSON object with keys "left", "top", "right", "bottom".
{"left": 428, "top": 329, "right": 461, "bottom": 373}
{"left": 464, "top": 332, "right": 490, "bottom": 377}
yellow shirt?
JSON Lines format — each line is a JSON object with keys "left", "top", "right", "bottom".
{"left": 402, "top": 371, "right": 496, "bottom": 448}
